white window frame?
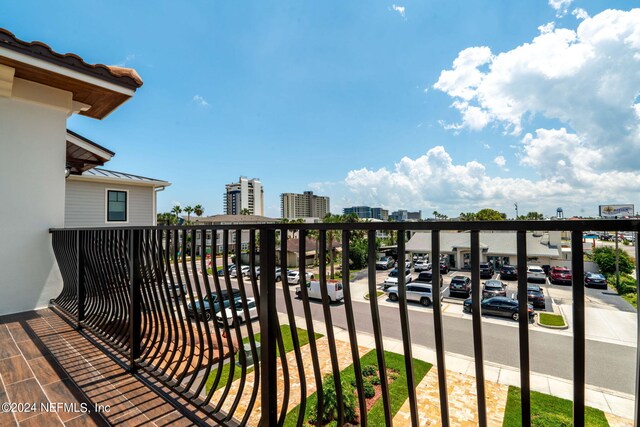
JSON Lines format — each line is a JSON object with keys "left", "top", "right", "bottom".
{"left": 105, "top": 188, "right": 130, "bottom": 224}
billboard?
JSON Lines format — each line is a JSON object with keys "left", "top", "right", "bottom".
{"left": 599, "top": 204, "right": 635, "bottom": 218}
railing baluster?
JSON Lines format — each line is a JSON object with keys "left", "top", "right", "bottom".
{"left": 76, "top": 229, "right": 85, "bottom": 330}
{"left": 318, "top": 230, "right": 344, "bottom": 426}
{"left": 516, "top": 230, "right": 531, "bottom": 425}
{"left": 470, "top": 230, "right": 487, "bottom": 427}
{"left": 571, "top": 230, "right": 585, "bottom": 425}
{"left": 431, "top": 230, "right": 449, "bottom": 426}
{"left": 129, "top": 229, "right": 142, "bottom": 372}
{"left": 368, "top": 229, "right": 393, "bottom": 425}
{"left": 396, "top": 230, "right": 419, "bottom": 426}
{"left": 259, "top": 228, "right": 278, "bottom": 426}
{"left": 341, "top": 230, "right": 367, "bottom": 426}
{"left": 635, "top": 227, "right": 640, "bottom": 425}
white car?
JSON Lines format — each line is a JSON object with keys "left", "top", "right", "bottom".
{"left": 526, "top": 265, "right": 546, "bottom": 283}
{"left": 216, "top": 297, "right": 258, "bottom": 326}
{"left": 287, "top": 270, "right": 314, "bottom": 284}
{"left": 383, "top": 268, "right": 412, "bottom": 290}
{"left": 413, "top": 260, "right": 432, "bottom": 272}
{"left": 230, "top": 265, "right": 251, "bottom": 278}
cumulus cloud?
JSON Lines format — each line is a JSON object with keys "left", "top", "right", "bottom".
{"left": 572, "top": 8, "right": 589, "bottom": 20}
{"left": 193, "top": 95, "right": 209, "bottom": 107}
{"left": 549, "top": 0, "right": 573, "bottom": 17}
{"left": 494, "top": 156, "right": 506, "bottom": 167}
{"left": 391, "top": 4, "right": 406, "bottom": 19}
{"left": 434, "top": 9, "right": 640, "bottom": 169}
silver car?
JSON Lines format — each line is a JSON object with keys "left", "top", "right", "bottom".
{"left": 386, "top": 283, "right": 442, "bottom": 307}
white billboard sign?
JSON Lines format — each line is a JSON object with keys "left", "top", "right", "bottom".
{"left": 599, "top": 204, "right": 635, "bottom": 218}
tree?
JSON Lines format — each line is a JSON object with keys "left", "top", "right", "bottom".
{"left": 590, "top": 246, "right": 634, "bottom": 275}
{"left": 324, "top": 214, "right": 343, "bottom": 279}
{"left": 475, "top": 208, "right": 506, "bottom": 221}
{"left": 518, "top": 211, "right": 544, "bottom": 220}
{"left": 171, "top": 204, "right": 183, "bottom": 223}
{"left": 240, "top": 208, "right": 251, "bottom": 215}
{"left": 194, "top": 204, "right": 204, "bottom": 218}
{"left": 183, "top": 205, "right": 194, "bottom": 223}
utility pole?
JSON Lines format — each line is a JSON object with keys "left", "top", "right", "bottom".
{"left": 514, "top": 203, "right": 519, "bottom": 220}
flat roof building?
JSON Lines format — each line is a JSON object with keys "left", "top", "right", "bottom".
{"left": 224, "top": 176, "right": 264, "bottom": 216}
{"left": 281, "top": 191, "right": 330, "bottom": 219}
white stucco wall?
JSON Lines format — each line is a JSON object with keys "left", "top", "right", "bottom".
{"left": 0, "top": 80, "right": 69, "bottom": 315}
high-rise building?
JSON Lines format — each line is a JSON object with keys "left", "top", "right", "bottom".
{"left": 224, "top": 177, "right": 264, "bottom": 216}
{"left": 343, "top": 206, "right": 388, "bottom": 220}
{"left": 281, "top": 191, "right": 330, "bottom": 219}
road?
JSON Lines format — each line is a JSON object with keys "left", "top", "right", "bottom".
{"left": 269, "top": 283, "right": 636, "bottom": 395}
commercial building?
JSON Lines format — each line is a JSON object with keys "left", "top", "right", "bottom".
{"left": 281, "top": 191, "right": 330, "bottom": 219}
{"left": 224, "top": 176, "right": 264, "bottom": 216}
{"left": 343, "top": 206, "right": 389, "bottom": 220}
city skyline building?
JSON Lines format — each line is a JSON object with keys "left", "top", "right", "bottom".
{"left": 281, "top": 191, "right": 330, "bottom": 219}
{"left": 224, "top": 176, "right": 264, "bottom": 216}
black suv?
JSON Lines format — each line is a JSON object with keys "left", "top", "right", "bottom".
{"left": 479, "top": 262, "right": 494, "bottom": 278}
{"left": 449, "top": 276, "right": 472, "bottom": 298}
{"left": 500, "top": 265, "right": 517, "bottom": 280}
{"left": 415, "top": 271, "right": 444, "bottom": 287}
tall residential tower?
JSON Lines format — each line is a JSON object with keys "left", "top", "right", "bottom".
{"left": 281, "top": 191, "right": 330, "bottom": 219}
{"left": 224, "top": 176, "right": 264, "bottom": 216}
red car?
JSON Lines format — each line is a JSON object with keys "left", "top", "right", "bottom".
{"left": 550, "top": 267, "right": 572, "bottom": 285}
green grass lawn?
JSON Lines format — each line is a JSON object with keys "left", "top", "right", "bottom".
{"left": 503, "top": 386, "right": 609, "bottom": 426}
{"left": 283, "top": 349, "right": 431, "bottom": 426}
{"left": 538, "top": 313, "right": 566, "bottom": 327}
{"left": 205, "top": 325, "right": 323, "bottom": 393}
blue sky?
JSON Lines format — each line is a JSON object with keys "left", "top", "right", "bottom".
{"left": 3, "top": 1, "right": 639, "bottom": 218}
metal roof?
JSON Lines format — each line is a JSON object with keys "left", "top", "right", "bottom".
{"left": 78, "top": 168, "right": 170, "bottom": 187}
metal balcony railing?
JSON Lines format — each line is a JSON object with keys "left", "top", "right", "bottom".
{"left": 50, "top": 220, "right": 640, "bottom": 426}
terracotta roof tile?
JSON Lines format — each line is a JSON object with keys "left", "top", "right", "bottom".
{"left": 0, "top": 28, "right": 142, "bottom": 89}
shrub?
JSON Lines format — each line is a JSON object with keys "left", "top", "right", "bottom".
{"left": 362, "top": 380, "right": 376, "bottom": 398}
{"left": 370, "top": 375, "right": 381, "bottom": 385}
{"left": 591, "top": 247, "right": 634, "bottom": 275}
{"left": 362, "top": 365, "right": 377, "bottom": 377}
{"left": 308, "top": 374, "right": 357, "bottom": 425}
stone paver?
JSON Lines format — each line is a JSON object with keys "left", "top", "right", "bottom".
{"left": 393, "top": 368, "right": 508, "bottom": 427}
{"left": 606, "top": 412, "right": 634, "bottom": 427}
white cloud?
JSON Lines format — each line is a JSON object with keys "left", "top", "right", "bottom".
{"left": 572, "top": 8, "right": 589, "bottom": 20}
{"left": 549, "top": 0, "right": 573, "bottom": 17}
{"left": 391, "top": 4, "right": 406, "bottom": 19}
{"left": 117, "top": 54, "right": 135, "bottom": 67}
{"left": 494, "top": 156, "right": 506, "bottom": 167}
{"left": 434, "top": 9, "right": 640, "bottom": 168}
{"left": 193, "top": 95, "right": 209, "bottom": 107}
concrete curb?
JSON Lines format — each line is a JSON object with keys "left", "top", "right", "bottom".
{"left": 536, "top": 312, "right": 569, "bottom": 330}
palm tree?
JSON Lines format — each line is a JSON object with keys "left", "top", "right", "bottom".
{"left": 194, "top": 204, "right": 204, "bottom": 219}
{"left": 240, "top": 208, "right": 251, "bottom": 215}
{"left": 171, "top": 204, "right": 182, "bottom": 223}
{"left": 183, "top": 205, "right": 194, "bottom": 224}
{"left": 324, "top": 213, "right": 345, "bottom": 279}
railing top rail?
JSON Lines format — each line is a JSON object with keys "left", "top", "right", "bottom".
{"left": 50, "top": 219, "right": 640, "bottom": 233}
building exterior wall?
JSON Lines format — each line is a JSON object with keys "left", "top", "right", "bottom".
{"left": 0, "top": 81, "right": 70, "bottom": 315}
{"left": 64, "top": 180, "right": 156, "bottom": 227}
{"left": 281, "top": 191, "right": 330, "bottom": 219}
{"left": 224, "top": 177, "right": 263, "bottom": 215}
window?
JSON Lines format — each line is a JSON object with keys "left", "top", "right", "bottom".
{"left": 107, "top": 190, "right": 127, "bottom": 222}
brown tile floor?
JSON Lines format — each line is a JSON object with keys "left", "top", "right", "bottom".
{"left": 0, "top": 309, "right": 197, "bottom": 427}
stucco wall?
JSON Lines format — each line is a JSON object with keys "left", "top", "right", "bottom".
{"left": 65, "top": 179, "right": 156, "bottom": 227}
{"left": 0, "top": 92, "right": 68, "bottom": 315}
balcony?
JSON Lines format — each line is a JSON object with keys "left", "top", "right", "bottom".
{"left": 1, "top": 220, "right": 638, "bottom": 426}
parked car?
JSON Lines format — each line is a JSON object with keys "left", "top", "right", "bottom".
{"left": 413, "top": 260, "right": 432, "bottom": 272}
{"left": 394, "top": 259, "right": 412, "bottom": 270}
{"left": 254, "top": 267, "right": 283, "bottom": 281}
{"left": 230, "top": 265, "right": 251, "bottom": 278}
{"left": 415, "top": 271, "right": 444, "bottom": 287}
{"left": 217, "top": 297, "right": 258, "bottom": 326}
{"left": 549, "top": 267, "right": 572, "bottom": 285}
{"left": 168, "top": 282, "right": 187, "bottom": 297}
{"left": 479, "top": 262, "right": 494, "bottom": 278}
{"left": 376, "top": 257, "right": 394, "bottom": 270}
{"left": 439, "top": 260, "right": 450, "bottom": 274}
{"left": 584, "top": 272, "right": 607, "bottom": 289}
{"left": 296, "top": 280, "right": 344, "bottom": 302}
{"left": 386, "top": 283, "right": 443, "bottom": 307}
{"left": 217, "top": 263, "right": 235, "bottom": 276}
{"left": 449, "top": 275, "right": 472, "bottom": 298}
{"left": 500, "top": 265, "right": 518, "bottom": 280}
{"left": 526, "top": 265, "right": 546, "bottom": 283}
{"left": 527, "top": 284, "right": 546, "bottom": 309}
{"left": 287, "top": 270, "right": 314, "bottom": 285}
{"left": 383, "top": 268, "right": 412, "bottom": 290}
{"left": 463, "top": 296, "right": 535, "bottom": 321}
{"left": 482, "top": 280, "right": 507, "bottom": 299}
{"left": 187, "top": 288, "right": 241, "bottom": 320}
